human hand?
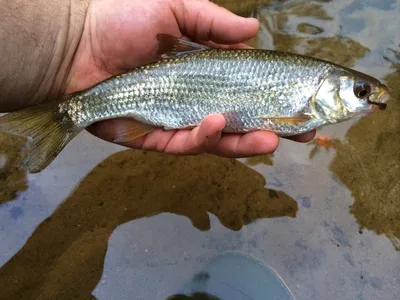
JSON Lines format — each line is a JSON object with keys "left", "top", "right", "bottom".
{"left": 66, "top": 0, "right": 315, "bottom": 157}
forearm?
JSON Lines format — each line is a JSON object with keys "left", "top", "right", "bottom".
{"left": 0, "top": 0, "right": 89, "bottom": 112}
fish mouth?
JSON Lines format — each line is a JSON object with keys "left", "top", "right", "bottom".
{"left": 368, "top": 90, "right": 390, "bottom": 111}
{"left": 368, "top": 99, "right": 387, "bottom": 111}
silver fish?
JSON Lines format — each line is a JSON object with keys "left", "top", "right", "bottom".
{"left": 0, "top": 34, "right": 390, "bottom": 173}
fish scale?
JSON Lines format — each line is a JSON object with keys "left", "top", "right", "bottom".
{"left": 68, "top": 49, "right": 325, "bottom": 131}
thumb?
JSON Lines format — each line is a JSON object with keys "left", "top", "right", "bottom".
{"left": 170, "top": 0, "right": 260, "bottom": 44}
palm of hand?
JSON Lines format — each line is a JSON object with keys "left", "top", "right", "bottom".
{"left": 65, "top": 0, "right": 314, "bottom": 158}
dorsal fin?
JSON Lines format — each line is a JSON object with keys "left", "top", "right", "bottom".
{"left": 156, "top": 34, "right": 210, "bottom": 59}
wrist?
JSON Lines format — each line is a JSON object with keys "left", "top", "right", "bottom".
{"left": 48, "top": 0, "right": 90, "bottom": 102}
{"left": 0, "top": 0, "right": 90, "bottom": 112}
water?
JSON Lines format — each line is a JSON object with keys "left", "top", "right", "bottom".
{"left": 0, "top": 1, "right": 399, "bottom": 299}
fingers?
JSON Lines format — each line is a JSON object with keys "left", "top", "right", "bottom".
{"left": 163, "top": 114, "right": 226, "bottom": 154}
{"left": 87, "top": 116, "right": 314, "bottom": 159}
{"left": 86, "top": 115, "right": 227, "bottom": 154}
{"left": 210, "top": 131, "right": 280, "bottom": 158}
{"left": 171, "top": 0, "right": 260, "bottom": 44}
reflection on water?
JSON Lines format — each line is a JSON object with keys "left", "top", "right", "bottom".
{"left": 330, "top": 68, "right": 400, "bottom": 250}
{"left": 212, "top": 0, "right": 270, "bottom": 16}
{"left": 307, "top": 134, "right": 340, "bottom": 160}
{"left": 229, "top": 0, "right": 400, "bottom": 250}
{"left": 1, "top": 1, "right": 400, "bottom": 299}
{"left": 256, "top": 1, "right": 369, "bottom": 66}
{"left": 0, "top": 150, "right": 296, "bottom": 299}
{"left": 0, "top": 133, "right": 28, "bottom": 204}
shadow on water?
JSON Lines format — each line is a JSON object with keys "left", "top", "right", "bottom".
{"left": 0, "top": 133, "right": 28, "bottom": 204}
{"left": 167, "top": 292, "right": 220, "bottom": 300}
{"left": 0, "top": 150, "right": 297, "bottom": 299}
{"left": 245, "top": 154, "right": 274, "bottom": 166}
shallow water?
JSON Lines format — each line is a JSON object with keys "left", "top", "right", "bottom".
{"left": 0, "top": 0, "right": 399, "bottom": 299}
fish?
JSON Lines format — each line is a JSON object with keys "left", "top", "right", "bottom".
{"left": 0, "top": 34, "right": 390, "bottom": 174}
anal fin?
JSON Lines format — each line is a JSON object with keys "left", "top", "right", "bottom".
{"left": 113, "top": 120, "right": 156, "bottom": 143}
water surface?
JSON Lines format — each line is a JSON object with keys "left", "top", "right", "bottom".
{"left": 0, "top": 1, "right": 399, "bottom": 299}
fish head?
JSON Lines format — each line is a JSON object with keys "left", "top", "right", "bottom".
{"left": 312, "top": 70, "right": 390, "bottom": 123}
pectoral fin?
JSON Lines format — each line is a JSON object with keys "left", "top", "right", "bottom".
{"left": 156, "top": 34, "right": 210, "bottom": 59}
{"left": 260, "top": 113, "right": 312, "bottom": 125}
{"left": 113, "top": 120, "right": 156, "bottom": 143}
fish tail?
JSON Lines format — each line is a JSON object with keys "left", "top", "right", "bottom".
{"left": 0, "top": 102, "right": 81, "bottom": 173}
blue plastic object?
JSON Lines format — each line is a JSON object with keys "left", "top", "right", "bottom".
{"left": 169, "top": 250, "right": 295, "bottom": 300}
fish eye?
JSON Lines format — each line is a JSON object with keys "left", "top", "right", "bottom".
{"left": 354, "top": 80, "right": 372, "bottom": 98}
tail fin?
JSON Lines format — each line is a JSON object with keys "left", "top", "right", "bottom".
{"left": 0, "top": 102, "right": 81, "bottom": 173}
